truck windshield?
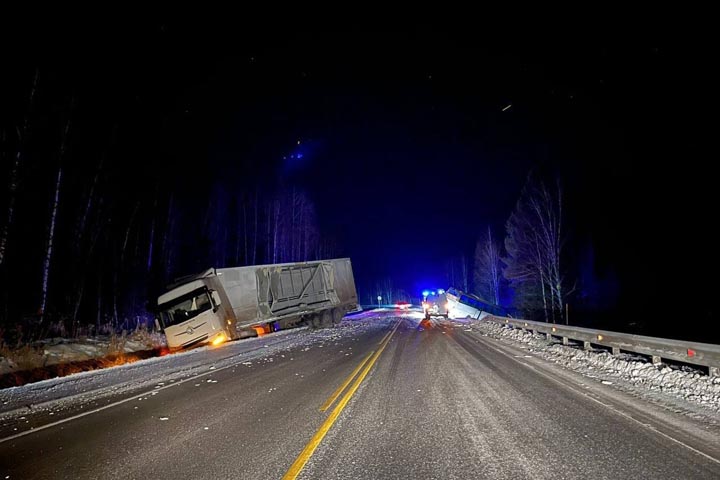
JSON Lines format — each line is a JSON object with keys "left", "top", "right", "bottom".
{"left": 158, "top": 288, "right": 212, "bottom": 328}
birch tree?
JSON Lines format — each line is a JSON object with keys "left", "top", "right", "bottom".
{"left": 39, "top": 98, "right": 74, "bottom": 323}
{"left": 0, "top": 69, "right": 39, "bottom": 269}
{"left": 503, "top": 174, "right": 566, "bottom": 322}
{"left": 473, "top": 227, "right": 501, "bottom": 305}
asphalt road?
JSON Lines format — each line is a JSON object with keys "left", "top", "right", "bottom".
{"left": 2, "top": 313, "right": 720, "bottom": 479}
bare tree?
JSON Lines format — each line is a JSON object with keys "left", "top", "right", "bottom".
{"left": 252, "top": 188, "right": 258, "bottom": 265}
{"left": 0, "top": 69, "right": 39, "bottom": 269}
{"left": 242, "top": 195, "right": 248, "bottom": 264}
{"left": 445, "top": 256, "right": 469, "bottom": 291}
{"left": 272, "top": 195, "right": 280, "bottom": 263}
{"left": 473, "top": 227, "right": 501, "bottom": 305}
{"left": 460, "top": 254, "right": 469, "bottom": 292}
{"left": 147, "top": 194, "right": 158, "bottom": 273}
{"left": 375, "top": 278, "right": 395, "bottom": 305}
{"left": 527, "top": 178, "right": 564, "bottom": 322}
{"left": 40, "top": 97, "right": 74, "bottom": 323}
{"left": 503, "top": 174, "right": 566, "bottom": 322}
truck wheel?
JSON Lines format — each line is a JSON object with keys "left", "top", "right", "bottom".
{"left": 321, "top": 310, "right": 333, "bottom": 328}
{"left": 332, "top": 307, "right": 343, "bottom": 325}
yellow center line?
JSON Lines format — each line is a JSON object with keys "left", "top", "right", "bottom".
{"left": 282, "top": 319, "right": 402, "bottom": 480}
{"left": 319, "top": 350, "right": 375, "bottom": 412}
{"left": 320, "top": 321, "right": 400, "bottom": 411}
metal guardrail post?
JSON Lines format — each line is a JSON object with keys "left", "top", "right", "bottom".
{"left": 482, "top": 314, "right": 720, "bottom": 376}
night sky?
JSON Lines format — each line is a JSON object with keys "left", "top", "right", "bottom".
{"left": 2, "top": 21, "right": 718, "bottom": 339}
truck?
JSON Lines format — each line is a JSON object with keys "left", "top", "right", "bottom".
{"left": 422, "top": 289, "right": 449, "bottom": 320}
{"left": 445, "top": 287, "right": 508, "bottom": 319}
{"left": 155, "top": 258, "right": 360, "bottom": 349}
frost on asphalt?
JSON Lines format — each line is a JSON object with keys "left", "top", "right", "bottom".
{"left": 461, "top": 316, "right": 720, "bottom": 415}
{"left": 0, "top": 313, "right": 397, "bottom": 430}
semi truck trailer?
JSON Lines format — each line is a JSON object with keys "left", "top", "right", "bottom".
{"left": 155, "top": 258, "right": 359, "bottom": 349}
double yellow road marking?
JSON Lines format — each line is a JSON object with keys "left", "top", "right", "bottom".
{"left": 282, "top": 319, "right": 402, "bottom": 480}
{"left": 318, "top": 351, "right": 374, "bottom": 412}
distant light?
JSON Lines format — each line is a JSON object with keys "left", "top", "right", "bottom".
{"left": 297, "top": 153, "right": 303, "bottom": 159}
{"left": 438, "top": 289, "right": 445, "bottom": 294}
{"left": 422, "top": 290, "right": 430, "bottom": 297}
{"left": 431, "top": 291, "right": 436, "bottom": 296}
{"left": 502, "top": 104, "right": 512, "bottom": 112}
{"left": 297, "top": 140, "right": 301, "bottom": 145}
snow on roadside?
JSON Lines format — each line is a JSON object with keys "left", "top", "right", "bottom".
{"left": 0, "top": 313, "right": 397, "bottom": 422}
{"left": 466, "top": 318, "right": 720, "bottom": 413}
{"left": 0, "top": 330, "right": 166, "bottom": 376}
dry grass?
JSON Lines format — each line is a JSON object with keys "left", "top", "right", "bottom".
{"left": 0, "top": 348, "right": 164, "bottom": 388}
{"left": 0, "top": 344, "right": 47, "bottom": 371}
{"left": 105, "top": 331, "right": 128, "bottom": 356}
{"left": 128, "top": 325, "right": 166, "bottom": 349}
{"left": 0, "top": 324, "right": 168, "bottom": 388}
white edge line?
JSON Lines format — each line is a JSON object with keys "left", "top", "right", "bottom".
{"left": 0, "top": 319, "right": 399, "bottom": 445}
{"left": 0, "top": 353, "right": 245, "bottom": 444}
{"left": 465, "top": 331, "right": 720, "bottom": 467}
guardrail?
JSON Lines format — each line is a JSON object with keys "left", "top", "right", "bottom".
{"left": 483, "top": 314, "right": 720, "bottom": 376}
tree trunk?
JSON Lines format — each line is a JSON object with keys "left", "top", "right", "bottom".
{"left": 272, "top": 198, "right": 279, "bottom": 263}
{"left": 40, "top": 99, "right": 74, "bottom": 323}
{"left": 252, "top": 189, "right": 258, "bottom": 265}
{"left": 291, "top": 188, "right": 296, "bottom": 261}
{"left": 39, "top": 167, "right": 63, "bottom": 323}
{"left": 147, "top": 189, "right": 159, "bottom": 273}
{"left": 160, "top": 194, "right": 175, "bottom": 285}
{"left": 76, "top": 158, "right": 103, "bottom": 248}
{"left": 71, "top": 214, "right": 104, "bottom": 326}
{"left": 0, "top": 69, "right": 39, "bottom": 269}
{"left": 242, "top": 198, "right": 248, "bottom": 265}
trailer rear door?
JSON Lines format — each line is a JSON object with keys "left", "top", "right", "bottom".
{"left": 256, "top": 262, "right": 339, "bottom": 317}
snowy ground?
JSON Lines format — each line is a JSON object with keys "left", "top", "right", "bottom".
{"left": 0, "top": 330, "right": 166, "bottom": 377}
{"left": 462, "top": 314, "right": 720, "bottom": 415}
{"left": 0, "top": 309, "right": 393, "bottom": 382}
{"left": 0, "top": 311, "right": 397, "bottom": 426}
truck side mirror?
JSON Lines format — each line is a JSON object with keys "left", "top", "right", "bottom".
{"left": 154, "top": 318, "right": 163, "bottom": 332}
{"left": 211, "top": 290, "right": 222, "bottom": 311}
